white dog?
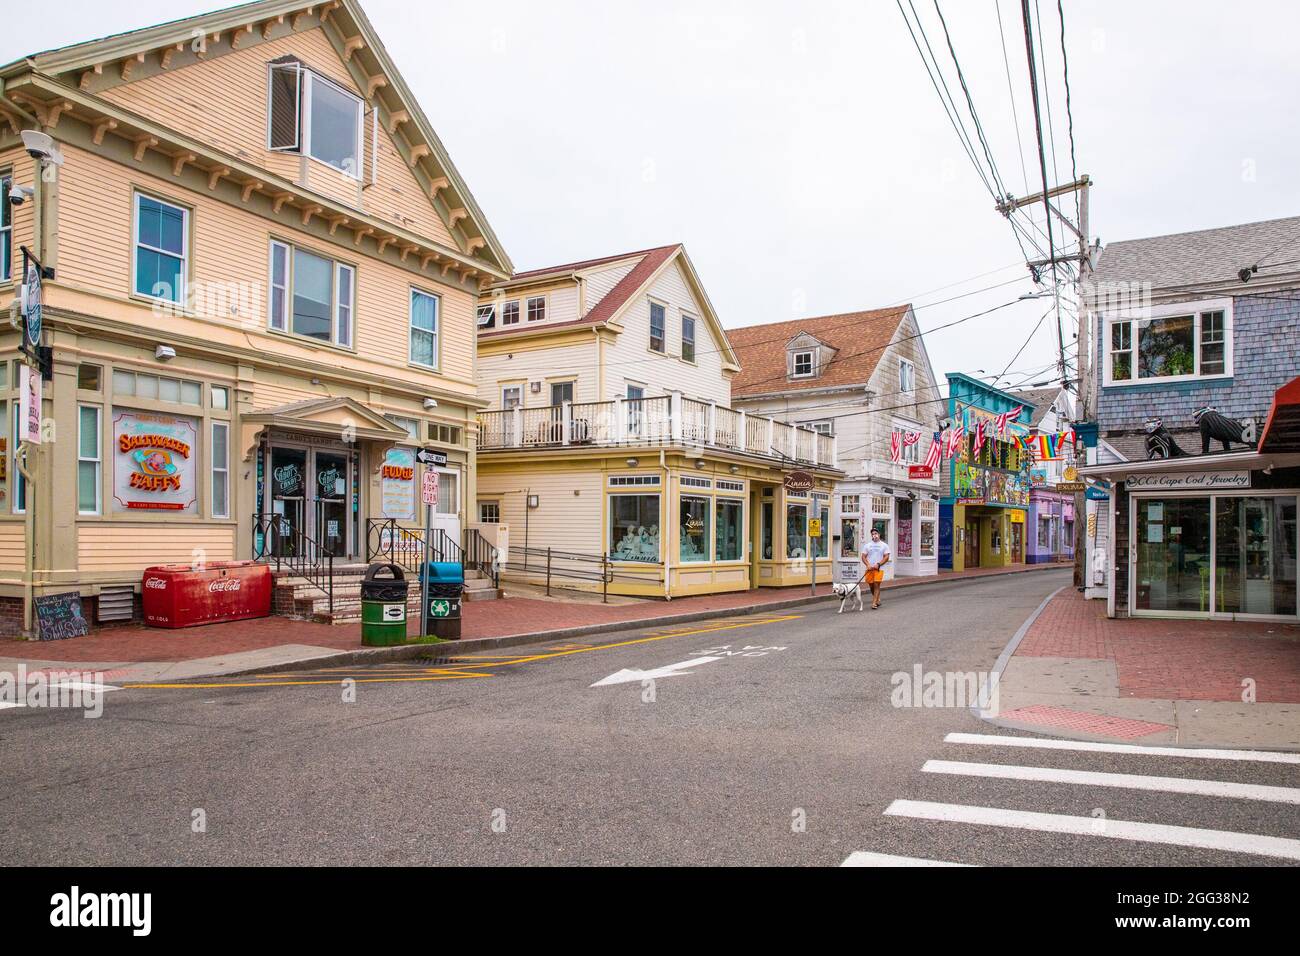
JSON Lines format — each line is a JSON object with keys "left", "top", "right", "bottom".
{"left": 833, "top": 580, "right": 865, "bottom": 613}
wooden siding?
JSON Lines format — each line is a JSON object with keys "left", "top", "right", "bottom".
{"left": 54, "top": 144, "right": 477, "bottom": 392}
{"left": 98, "top": 27, "right": 456, "bottom": 248}
{"left": 77, "top": 524, "right": 235, "bottom": 572}
{"left": 477, "top": 464, "right": 605, "bottom": 556}
{"left": 478, "top": 338, "right": 601, "bottom": 408}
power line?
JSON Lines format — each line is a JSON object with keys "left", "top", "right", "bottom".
{"left": 1056, "top": 0, "right": 1080, "bottom": 221}
{"left": 995, "top": 0, "right": 1032, "bottom": 197}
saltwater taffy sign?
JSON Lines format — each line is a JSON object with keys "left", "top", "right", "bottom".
{"left": 113, "top": 412, "right": 199, "bottom": 513}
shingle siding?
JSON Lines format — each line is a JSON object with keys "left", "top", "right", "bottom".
{"left": 1095, "top": 291, "right": 1300, "bottom": 455}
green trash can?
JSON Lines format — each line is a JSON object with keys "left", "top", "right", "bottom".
{"left": 360, "top": 563, "right": 409, "bottom": 646}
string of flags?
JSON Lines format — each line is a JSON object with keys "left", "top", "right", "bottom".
{"left": 889, "top": 429, "right": 924, "bottom": 463}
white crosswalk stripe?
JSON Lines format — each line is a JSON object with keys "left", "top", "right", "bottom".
{"left": 842, "top": 731, "right": 1300, "bottom": 867}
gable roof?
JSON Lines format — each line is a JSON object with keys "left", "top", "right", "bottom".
{"left": 1091, "top": 213, "right": 1300, "bottom": 298}
{"left": 726, "top": 307, "right": 912, "bottom": 398}
{"left": 1012, "top": 386, "right": 1065, "bottom": 428}
{"left": 0, "top": 0, "right": 511, "bottom": 277}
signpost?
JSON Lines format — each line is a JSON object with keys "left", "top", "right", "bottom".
{"left": 419, "top": 470, "right": 439, "bottom": 639}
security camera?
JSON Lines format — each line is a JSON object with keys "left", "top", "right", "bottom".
{"left": 7, "top": 183, "right": 34, "bottom": 206}
{"left": 20, "top": 130, "right": 62, "bottom": 166}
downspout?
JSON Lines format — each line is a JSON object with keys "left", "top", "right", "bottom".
{"left": 661, "top": 448, "right": 670, "bottom": 600}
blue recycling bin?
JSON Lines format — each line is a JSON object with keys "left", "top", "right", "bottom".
{"left": 421, "top": 562, "right": 464, "bottom": 639}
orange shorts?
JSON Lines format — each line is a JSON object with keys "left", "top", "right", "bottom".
{"left": 864, "top": 568, "right": 884, "bottom": 585}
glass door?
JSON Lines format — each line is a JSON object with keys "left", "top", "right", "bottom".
{"left": 269, "top": 447, "right": 307, "bottom": 558}
{"left": 1134, "top": 497, "right": 1212, "bottom": 613}
{"left": 313, "top": 450, "right": 350, "bottom": 558}
{"left": 1216, "top": 496, "right": 1298, "bottom": 617}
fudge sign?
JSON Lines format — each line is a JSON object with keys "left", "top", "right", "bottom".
{"left": 113, "top": 412, "right": 199, "bottom": 513}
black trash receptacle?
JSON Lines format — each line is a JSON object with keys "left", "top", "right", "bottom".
{"left": 360, "top": 563, "right": 409, "bottom": 646}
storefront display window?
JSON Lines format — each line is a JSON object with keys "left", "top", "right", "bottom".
{"left": 611, "top": 494, "right": 660, "bottom": 563}
{"left": 761, "top": 500, "right": 773, "bottom": 559}
{"left": 786, "top": 503, "right": 808, "bottom": 559}
{"left": 840, "top": 516, "right": 859, "bottom": 557}
{"left": 1135, "top": 497, "right": 1212, "bottom": 613}
{"left": 680, "top": 495, "right": 710, "bottom": 562}
{"left": 920, "top": 519, "right": 935, "bottom": 557}
{"left": 1215, "top": 497, "right": 1297, "bottom": 616}
{"left": 715, "top": 498, "right": 743, "bottom": 561}
{"left": 897, "top": 500, "right": 913, "bottom": 558}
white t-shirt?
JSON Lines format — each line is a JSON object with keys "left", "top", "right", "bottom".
{"left": 861, "top": 539, "right": 891, "bottom": 567}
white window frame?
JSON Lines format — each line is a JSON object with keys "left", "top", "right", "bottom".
{"left": 526, "top": 295, "right": 546, "bottom": 322}
{"left": 10, "top": 404, "right": 25, "bottom": 515}
{"left": 810, "top": 420, "right": 833, "bottom": 436}
{"left": 78, "top": 405, "right": 102, "bottom": 515}
{"left": 479, "top": 501, "right": 500, "bottom": 523}
{"left": 267, "top": 62, "right": 364, "bottom": 180}
{"left": 268, "top": 240, "right": 355, "bottom": 347}
{"left": 1103, "top": 297, "right": 1234, "bottom": 387}
{"left": 477, "top": 304, "right": 495, "bottom": 328}
{"left": 132, "top": 192, "right": 189, "bottom": 306}
{"left": 899, "top": 358, "right": 916, "bottom": 395}
{"left": 792, "top": 349, "right": 815, "bottom": 378}
{"left": 502, "top": 300, "right": 520, "bottom": 326}
{"left": 0, "top": 170, "right": 11, "bottom": 283}
{"left": 211, "top": 421, "right": 230, "bottom": 519}
{"left": 681, "top": 314, "right": 697, "bottom": 363}
{"left": 893, "top": 418, "right": 924, "bottom": 465}
{"left": 649, "top": 301, "right": 667, "bottom": 353}
{"left": 501, "top": 384, "right": 523, "bottom": 410}
{"left": 409, "top": 287, "right": 440, "bottom": 370}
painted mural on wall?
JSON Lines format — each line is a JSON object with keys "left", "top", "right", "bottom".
{"left": 951, "top": 404, "right": 1032, "bottom": 508}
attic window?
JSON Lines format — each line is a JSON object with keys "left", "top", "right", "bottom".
{"left": 792, "top": 350, "right": 816, "bottom": 378}
{"left": 267, "top": 57, "right": 365, "bottom": 180}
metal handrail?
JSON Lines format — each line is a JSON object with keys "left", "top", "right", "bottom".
{"left": 366, "top": 519, "right": 463, "bottom": 574}
{"left": 500, "top": 546, "right": 664, "bottom": 603}
{"left": 252, "top": 512, "right": 334, "bottom": 615}
{"left": 463, "top": 528, "right": 499, "bottom": 588}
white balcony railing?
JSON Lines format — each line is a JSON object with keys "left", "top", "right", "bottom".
{"left": 479, "top": 392, "right": 838, "bottom": 469}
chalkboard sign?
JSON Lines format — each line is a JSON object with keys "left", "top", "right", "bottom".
{"left": 34, "top": 592, "right": 90, "bottom": 641}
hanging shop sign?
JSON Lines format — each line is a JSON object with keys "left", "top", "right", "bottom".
{"left": 783, "top": 470, "right": 814, "bottom": 493}
{"left": 1126, "top": 471, "right": 1251, "bottom": 491}
{"left": 908, "top": 465, "right": 934, "bottom": 480}
{"left": 1009, "top": 510, "right": 1026, "bottom": 524}
{"left": 113, "top": 412, "right": 199, "bottom": 513}
{"left": 1085, "top": 484, "right": 1111, "bottom": 500}
{"left": 381, "top": 447, "right": 417, "bottom": 520}
{"left": 19, "top": 364, "right": 42, "bottom": 444}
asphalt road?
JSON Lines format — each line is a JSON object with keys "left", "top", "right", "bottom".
{"left": 4, "top": 567, "right": 1299, "bottom": 866}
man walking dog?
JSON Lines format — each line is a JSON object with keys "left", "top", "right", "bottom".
{"left": 860, "top": 527, "right": 891, "bottom": 610}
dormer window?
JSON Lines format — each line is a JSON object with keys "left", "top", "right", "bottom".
{"left": 268, "top": 57, "right": 365, "bottom": 180}
{"left": 792, "top": 350, "right": 816, "bottom": 378}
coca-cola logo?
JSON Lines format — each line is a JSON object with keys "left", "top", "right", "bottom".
{"left": 144, "top": 577, "right": 168, "bottom": 589}
{"left": 208, "top": 579, "right": 242, "bottom": 592}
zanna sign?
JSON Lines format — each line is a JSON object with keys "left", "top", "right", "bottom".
{"left": 1126, "top": 471, "right": 1251, "bottom": 491}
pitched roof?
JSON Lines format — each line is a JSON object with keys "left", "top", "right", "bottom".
{"left": 1091, "top": 213, "right": 1300, "bottom": 295}
{"left": 1012, "top": 386, "right": 1065, "bottom": 428}
{"left": 725, "top": 307, "right": 912, "bottom": 397}
{"left": 480, "top": 244, "right": 682, "bottom": 338}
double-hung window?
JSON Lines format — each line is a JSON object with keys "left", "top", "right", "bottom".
{"left": 899, "top": 359, "right": 915, "bottom": 395}
{"left": 681, "top": 315, "right": 697, "bottom": 363}
{"left": 77, "top": 406, "right": 101, "bottom": 515}
{"left": 527, "top": 296, "right": 546, "bottom": 322}
{"left": 0, "top": 171, "right": 10, "bottom": 282}
{"left": 649, "top": 302, "right": 666, "bottom": 353}
{"left": 268, "top": 58, "right": 364, "bottom": 179}
{"left": 211, "top": 422, "right": 230, "bottom": 518}
{"left": 134, "top": 194, "right": 188, "bottom": 304}
{"left": 268, "top": 241, "right": 354, "bottom": 347}
{"left": 502, "top": 385, "right": 523, "bottom": 410}
{"left": 1106, "top": 300, "right": 1233, "bottom": 384}
{"left": 410, "top": 289, "right": 440, "bottom": 369}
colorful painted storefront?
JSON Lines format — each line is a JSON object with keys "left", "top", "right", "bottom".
{"left": 1026, "top": 488, "right": 1076, "bottom": 564}
{"left": 939, "top": 374, "right": 1032, "bottom": 572}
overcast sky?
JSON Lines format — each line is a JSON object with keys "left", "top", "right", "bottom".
{"left": 6, "top": 0, "right": 1298, "bottom": 403}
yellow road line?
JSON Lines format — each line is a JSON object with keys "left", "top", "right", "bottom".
{"left": 126, "top": 614, "right": 802, "bottom": 690}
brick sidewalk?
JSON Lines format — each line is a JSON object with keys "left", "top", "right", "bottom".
{"left": 1016, "top": 589, "right": 1300, "bottom": 703}
{"left": 2, "top": 562, "right": 1062, "bottom": 665}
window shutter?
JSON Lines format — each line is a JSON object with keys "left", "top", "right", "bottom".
{"left": 267, "top": 59, "right": 302, "bottom": 151}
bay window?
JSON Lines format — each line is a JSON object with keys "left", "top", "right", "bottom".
{"left": 268, "top": 241, "right": 354, "bottom": 347}
{"left": 1106, "top": 301, "right": 1232, "bottom": 384}
{"left": 410, "top": 289, "right": 440, "bottom": 369}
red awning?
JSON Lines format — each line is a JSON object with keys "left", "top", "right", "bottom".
{"left": 1259, "top": 375, "right": 1300, "bottom": 453}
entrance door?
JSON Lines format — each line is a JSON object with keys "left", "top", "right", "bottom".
{"left": 430, "top": 468, "right": 461, "bottom": 555}
{"left": 312, "top": 450, "right": 351, "bottom": 558}
{"left": 1011, "top": 522, "right": 1023, "bottom": 564}
{"left": 269, "top": 447, "right": 308, "bottom": 557}
{"left": 964, "top": 519, "right": 981, "bottom": 569}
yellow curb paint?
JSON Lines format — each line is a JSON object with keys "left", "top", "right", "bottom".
{"left": 127, "top": 614, "right": 802, "bottom": 691}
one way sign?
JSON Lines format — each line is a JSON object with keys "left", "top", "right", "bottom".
{"left": 416, "top": 449, "right": 447, "bottom": 466}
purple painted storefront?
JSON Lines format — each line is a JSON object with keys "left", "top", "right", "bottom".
{"left": 1026, "top": 489, "right": 1075, "bottom": 564}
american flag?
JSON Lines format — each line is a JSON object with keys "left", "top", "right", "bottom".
{"left": 943, "top": 422, "right": 965, "bottom": 459}
{"left": 889, "top": 430, "right": 902, "bottom": 464}
{"left": 924, "top": 436, "right": 941, "bottom": 470}
{"left": 971, "top": 419, "right": 988, "bottom": 460}
{"left": 994, "top": 405, "right": 1024, "bottom": 437}
{"left": 903, "top": 430, "right": 922, "bottom": 447}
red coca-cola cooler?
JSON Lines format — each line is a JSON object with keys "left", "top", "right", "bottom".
{"left": 142, "top": 561, "right": 272, "bottom": 628}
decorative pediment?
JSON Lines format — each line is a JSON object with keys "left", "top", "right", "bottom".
{"left": 238, "top": 396, "right": 409, "bottom": 461}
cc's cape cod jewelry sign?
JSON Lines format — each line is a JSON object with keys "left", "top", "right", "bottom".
{"left": 1126, "top": 471, "right": 1250, "bottom": 491}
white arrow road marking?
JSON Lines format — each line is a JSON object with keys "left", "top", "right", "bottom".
{"left": 884, "top": 800, "right": 1300, "bottom": 862}
{"left": 944, "top": 732, "right": 1300, "bottom": 765}
{"left": 923, "top": 759, "right": 1300, "bottom": 805}
{"left": 841, "top": 851, "right": 974, "bottom": 867}
{"left": 590, "top": 656, "right": 723, "bottom": 688}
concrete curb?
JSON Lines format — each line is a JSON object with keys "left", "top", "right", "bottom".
{"left": 979, "top": 587, "right": 1300, "bottom": 753}
{"left": 129, "top": 563, "right": 1071, "bottom": 682}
